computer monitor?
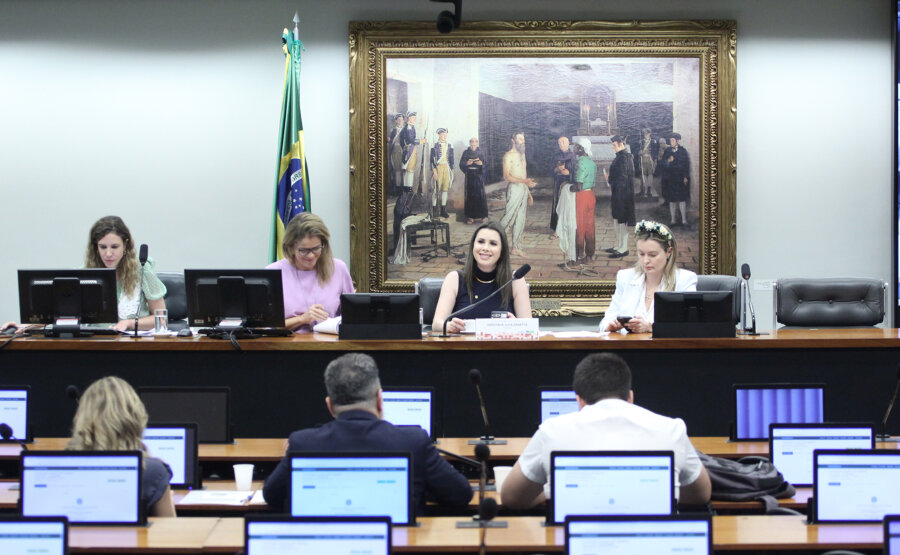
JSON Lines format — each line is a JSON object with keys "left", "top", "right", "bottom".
{"left": 20, "top": 451, "right": 144, "bottom": 525}
{"left": 245, "top": 516, "right": 391, "bottom": 555}
{"left": 17, "top": 269, "right": 118, "bottom": 336}
{"left": 565, "top": 515, "right": 712, "bottom": 555}
{"left": 733, "top": 383, "right": 825, "bottom": 441}
{"left": 769, "top": 423, "right": 874, "bottom": 486}
{"left": 653, "top": 290, "right": 735, "bottom": 338}
{"left": 143, "top": 423, "right": 201, "bottom": 489}
{"left": 0, "top": 516, "right": 68, "bottom": 555}
{"left": 884, "top": 515, "right": 900, "bottom": 554}
{"left": 539, "top": 387, "right": 578, "bottom": 424}
{"left": 0, "top": 386, "right": 30, "bottom": 442}
{"left": 338, "top": 293, "right": 420, "bottom": 340}
{"left": 138, "top": 386, "right": 232, "bottom": 444}
{"left": 184, "top": 269, "right": 285, "bottom": 329}
{"left": 382, "top": 388, "right": 434, "bottom": 439}
{"left": 549, "top": 451, "right": 675, "bottom": 525}
{"left": 288, "top": 452, "right": 414, "bottom": 525}
{"left": 813, "top": 449, "right": 900, "bottom": 523}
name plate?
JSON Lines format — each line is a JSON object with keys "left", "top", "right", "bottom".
{"left": 474, "top": 318, "right": 539, "bottom": 340}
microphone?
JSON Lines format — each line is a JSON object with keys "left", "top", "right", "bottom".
{"left": 878, "top": 364, "right": 900, "bottom": 442}
{"left": 455, "top": 478, "right": 508, "bottom": 530}
{"left": 135, "top": 244, "right": 149, "bottom": 337}
{"left": 0, "top": 423, "right": 12, "bottom": 441}
{"left": 138, "top": 244, "right": 149, "bottom": 265}
{"left": 441, "top": 264, "right": 531, "bottom": 336}
{"left": 467, "top": 369, "right": 506, "bottom": 445}
{"left": 474, "top": 443, "right": 490, "bottom": 505}
{"left": 66, "top": 385, "right": 81, "bottom": 402}
{"left": 478, "top": 497, "right": 499, "bottom": 522}
{"left": 737, "top": 262, "right": 759, "bottom": 335}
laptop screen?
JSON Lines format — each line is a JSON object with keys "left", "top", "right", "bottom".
{"left": 540, "top": 388, "right": 578, "bottom": 423}
{"left": 21, "top": 451, "right": 143, "bottom": 525}
{"left": 143, "top": 423, "right": 200, "bottom": 489}
{"left": 245, "top": 517, "right": 391, "bottom": 555}
{"left": 884, "top": 516, "right": 900, "bottom": 555}
{"left": 565, "top": 515, "right": 711, "bottom": 555}
{"left": 289, "top": 453, "right": 413, "bottom": 525}
{"left": 139, "top": 387, "right": 231, "bottom": 443}
{"left": 550, "top": 451, "right": 674, "bottom": 525}
{"left": 382, "top": 389, "right": 433, "bottom": 438}
{"left": 769, "top": 423, "right": 874, "bottom": 486}
{"left": 0, "top": 387, "right": 29, "bottom": 442}
{"left": 0, "top": 517, "right": 67, "bottom": 555}
{"left": 733, "top": 383, "right": 824, "bottom": 440}
{"left": 814, "top": 450, "right": 900, "bottom": 522}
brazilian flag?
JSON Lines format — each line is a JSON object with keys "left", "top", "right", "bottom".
{"left": 270, "top": 26, "right": 310, "bottom": 262}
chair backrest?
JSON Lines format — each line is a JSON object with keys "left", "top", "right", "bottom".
{"left": 157, "top": 271, "right": 187, "bottom": 321}
{"left": 775, "top": 278, "right": 884, "bottom": 327}
{"left": 696, "top": 274, "right": 742, "bottom": 324}
{"left": 417, "top": 277, "right": 444, "bottom": 326}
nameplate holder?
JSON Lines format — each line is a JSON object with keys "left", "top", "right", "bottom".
{"left": 474, "top": 318, "right": 539, "bottom": 340}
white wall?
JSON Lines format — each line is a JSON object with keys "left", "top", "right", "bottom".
{"left": 0, "top": 0, "right": 892, "bottom": 329}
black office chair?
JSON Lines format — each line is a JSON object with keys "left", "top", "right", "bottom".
{"left": 696, "top": 274, "right": 743, "bottom": 325}
{"left": 774, "top": 277, "right": 885, "bottom": 328}
{"left": 416, "top": 277, "right": 444, "bottom": 328}
{"left": 157, "top": 271, "right": 188, "bottom": 331}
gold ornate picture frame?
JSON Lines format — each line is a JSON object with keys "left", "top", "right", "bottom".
{"left": 349, "top": 20, "right": 736, "bottom": 316}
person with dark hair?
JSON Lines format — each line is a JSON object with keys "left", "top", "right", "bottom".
{"left": 460, "top": 137, "right": 488, "bottom": 224}
{"left": 500, "top": 352, "right": 710, "bottom": 510}
{"left": 603, "top": 135, "right": 636, "bottom": 259}
{"left": 549, "top": 136, "right": 576, "bottom": 235}
{"left": 262, "top": 353, "right": 472, "bottom": 513}
{"left": 659, "top": 132, "right": 691, "bottom": 227}
{"left": 431, "top": 222, "right": 532, "bottom": 334}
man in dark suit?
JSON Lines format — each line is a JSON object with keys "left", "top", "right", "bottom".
{"left": 262, "top": 353, "right": 473, "bottom": 514}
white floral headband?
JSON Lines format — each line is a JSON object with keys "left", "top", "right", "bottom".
{"left": 634, "top": 220, "right": 673, "bottom": 242}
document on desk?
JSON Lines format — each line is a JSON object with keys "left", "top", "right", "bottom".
{"left": 313, "top": 316, "right": 341, "bottom": 335}
{"left": 178, "top": 490, "right": 254, "bottom": 505}
{"left": 544, "top": 330, "right": 610, "bottom": 338}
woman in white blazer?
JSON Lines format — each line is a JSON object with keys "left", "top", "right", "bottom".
{"left": 599, "top": 220, "right": 697, "bottom": 333}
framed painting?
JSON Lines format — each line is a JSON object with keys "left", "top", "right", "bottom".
{"left": 349, "top": 20, "right": 736, "bottom": 315}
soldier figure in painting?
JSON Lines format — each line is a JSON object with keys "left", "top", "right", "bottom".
{"left": 605, "top": 135, "right": 636, "bottom": 259}
{"left": 636, "top": 128, "right": 659, "bottom": 198}
{"left": 499, "top": 132, "right": 537, "bottom": 258}
{"left": 459, "top": 137, "right": 487, "bottom": 225}
{"left": 399, "top": 112, "right": 423, "bottom": 190}
{"left": 659, "top": 132, "right": 691, "bottom": 228}
{"left": 430, "top": 128, "right": 454, "bottom": 219}
{"left": 387, "top": 113, "right": 405, "bottom": 196}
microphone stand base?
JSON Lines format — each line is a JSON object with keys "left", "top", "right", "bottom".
{"left": 876, "top": 434, "right": 900, "bottom": 443}
{"left": 456, "top": 519, "right": 508, "bottom": 528}
{"left": 468, "top": 438, "right": 508, "bottom": 445}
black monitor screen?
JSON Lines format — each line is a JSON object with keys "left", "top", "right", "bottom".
{"left": 18, "top": 269, "right": 118, "bottom": 325}
{"left": 184, "top": 269, "right": 285, "bottom": 328}
{"left": 339, "top": 293, "right": 420, "bottom": 340}
{"left": 653, "top": 291, "right": 734, "bottom": 338}
{"left": 138, "top": 387, "right": 231, "bottom": 444}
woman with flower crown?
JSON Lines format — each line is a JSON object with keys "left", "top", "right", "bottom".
{"left": 599, "top": 220, "right": 697, "bottom": 333}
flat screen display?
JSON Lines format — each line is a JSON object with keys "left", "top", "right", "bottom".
{"left": 733, "top": 383, "right": 824, "bottom": 440}
{"left": 566, "top": 515, "right": 711, "bottom": 555}
{"left": 769, "top": 423, "right": 874, "bottom": 486}
{"left": 0, "top": 518, "right": 67, "bottom": 555}
{"left": 245, "top": 517, "right": 391, "bottom": 555}
{"left": 139, "top": 387, "right": 231, "bottom": 443}
{"left": 540, "top": 388, "right": 578, "bottom": 423}
{"left": 143, "top": 424, "right": 199, "bottom": 488}
{"left": 0, "top": 387, "right": 29, "bottom": 442}
{"left": 814, "top": 450, "right": 900, "bottom": 523}
{"left": 382, "top": 389, "right": 433, "bottom": 438}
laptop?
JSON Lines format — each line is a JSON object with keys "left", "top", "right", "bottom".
{"left": 0, "top": 516, "right": 68, "bottom": 555}
{"left": 884, "top": 514, "right": 900, "bottom": 554}
{"left": 138, "top": 386, "right": 232, "bottom": 443}
{"left": 20, "top": 451, "right": 144, "bottom": 525}
{"left": 382, "top": 387, "right": 434, "bottom": 439}
{"left": 0, "top": 386, "right": 30, "bottom": 442}
{"left": 143, "top": 423, "right": 201, "bottom": 489}
{"left": 813, "top": 449, "right": 900, "bottom": 523}
{"left": 289, "top": 452, "right": 414, "bottom": 525}
{"left": 549, "top": 451, "right": 675, "bottom": 525}
{"left": 565, "top": 514, "right": 712, "bottom": 555}
{"left": 245, "top": 515, "right": 391, "bottom": 555}
{"left": 539, "top": 387, "right": 578, "bottom": 423}
{"left": 732, "top": 383, "right": 825, "bottom": 441}
{"left": 769, "top": 423, "right": 874, "bottom": 486}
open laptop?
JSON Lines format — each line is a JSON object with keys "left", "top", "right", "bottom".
{"left": 143, "top": 423, "right": 201, "bottom": 489}
{"left": 0, "top": 516, "right": 68, "bottom": 555}
{"left": 0, "top": 386, "right": 30, "bottom": 442}
{"left": 549, "top": 451, "right": 675, "bottom": 525}
{"left": 20, "top": 451, "right": 144, "bottom": 525}
{"left": 732, "top": 383, "right": 825, "bottom": 441}
{"left": 539, "top": 387, "right": 578, "bottom": 424}
{"left": 245, "top": 515, "right": 391, "bottom": 555}
{"left": 382, "top": 387, "right": 434, "bottom": 439}
{"left": 813, "top": 449, "right": 900, "bottom": 523}
{"left": 884, "top": 515, "right": 900, "bottom": 554}
{"left": 289, "top": 452, "right": 414, "bottom": 525}
{"left": 138, "top": 386, "right": 232, "bottom": 443}
{"left": 769, "top": 423, "right": 874, "bottom": 486}
{"left": 565, "top": 514, "right": 712, "bottom": 555}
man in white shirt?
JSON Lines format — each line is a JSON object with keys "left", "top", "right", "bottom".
{"left": 501, "top": 352, "right": 711, "bottom": 509}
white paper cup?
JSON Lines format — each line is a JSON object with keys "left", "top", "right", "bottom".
{"left": 493, "top": 466, "right": 513, "bottom": 494}
{"left": 233, "top": 463, "right": 254, "bottom": 491}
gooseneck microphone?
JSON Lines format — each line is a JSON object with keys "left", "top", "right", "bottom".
{"left": 66, "top": 385, "right": 81, "bottom": 402}
{"left": 474, "top": 443, "right": 490, "bottom": 505}
{"left": 467, "top": 369, "right": 506, "bottom": 445}
{"left": 134, "top": 244, "right": 149, "bottom": 337}
{"left": 878, "top": 364, "right": 900, "bottom": 442}
{"left": 738, "top": 262, "right": 759, "bottom": 335}
{"left": 441, "top": 264, "right": 531, "bottom": 336}
{"left": 0, "top": 423, "right": 13, "bottom": 441}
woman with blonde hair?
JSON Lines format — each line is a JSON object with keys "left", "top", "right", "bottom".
{"left": 68, "top": 376, "right": 175, "bottom": 516}
{"left": 267, "top": 212, "right": 355, "bottom": 332}
{"left": 599, "top": 220, "right": 697, "bottom": 333}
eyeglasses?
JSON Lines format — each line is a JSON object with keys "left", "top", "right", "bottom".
{"left": 295, "top": 244, "right": 323, "bottom": 256}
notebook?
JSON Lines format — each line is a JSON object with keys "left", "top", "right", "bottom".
{"left": 884, "top": 514, "right": 900, "bottom": 555}
{"left": 813, "top": 449, "right": 900, "bottom": 522}
{"left": 565, "top": 514, "right": 711, "bottom": 555}
{"left": 769, "top": 423, "right": 874, "bottom": 486}
{"left": 0, "top": 386, "right": 30, "bottom": 442}
{"left": 732, "top": 383, "right": 825, "bottom": 440}
{"left": 539, "top": 387, "right": 578, "bottom": 423}
{"left": 0, "top": 516, "right": 68, "bottom": 555}
{"left": 382, "top": 388, "right": 434, "bottom": 439}
{"left": 20, "top": 451, "right": 144, "bottom": 525}
{"left": 549, "top": 451, "right": 675, "bottom": 525}
{"left": 143, "top": 423, "right": 201, "bottom": 489}
{"left": 138, "top": 386, "right": 231, "bottom": 443}
{"left": 245, "top": 515, "right": 391, "bottom": 555}
{"left": 289, "top": 452, "right": 413, "bottom": 525}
